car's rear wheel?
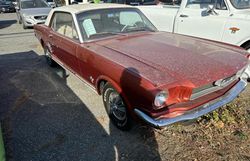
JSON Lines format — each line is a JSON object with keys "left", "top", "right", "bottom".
{"left": 44, "top": 47, "right": 56, "bottom": 67}
{"left": 102, "top": 83, "right": 131, "bottom": 130}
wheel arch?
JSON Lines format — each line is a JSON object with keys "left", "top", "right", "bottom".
{"left": 240, "top": 39, "right": 250, "bottom": 49}
{"left": 96, "top": 75, "right": 121, "bottom": 95}
{"left": 96, "top": 75, "right": 132, "bottom": 110}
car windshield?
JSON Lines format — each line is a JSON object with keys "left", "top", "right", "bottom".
{"left": 21, "top": 0, "right": 49, "bottom": 9}
{"left": 77, "top": 8, "right": 157, "bottom": 40}
{"left": 230, "top": 0, "right": 250, "bottom": 9}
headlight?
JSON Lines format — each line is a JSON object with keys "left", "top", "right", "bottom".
{"left": 154, "top": 91, "right": 168, "bottom": 108}
{"left": 23, "top": 14, "right": 31, "bottom": 19}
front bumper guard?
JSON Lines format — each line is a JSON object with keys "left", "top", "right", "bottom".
{"left": 134, "top": 79, "right": 247, "bottom": 129}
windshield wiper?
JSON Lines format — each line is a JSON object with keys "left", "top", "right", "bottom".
{"left": 122, "top": 27, "right": 156, "bottom": 33}
{"left": 89, "top": 32, "right": 126, "bottom": 38}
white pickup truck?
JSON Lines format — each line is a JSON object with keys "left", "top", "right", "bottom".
{"left": 138, "top": 0, "right": 250, "bottom": 51}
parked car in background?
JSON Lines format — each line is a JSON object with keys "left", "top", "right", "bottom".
{"left": 138, "top": 0, "right": 250, "bottom": 52}
{"left": 103, "top": 0, "right": 181, "bottom": 5}
{"left": 0, "top": 0, "right": 15, "bottom": 13}
{"left": 34, "top": 4, "right": 250, "bottom": 130}
{"left": 16, "top": 0, "right": 51, "bottom": 29}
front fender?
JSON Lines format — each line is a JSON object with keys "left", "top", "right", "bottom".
{"left": 96, "top": 75, "right": 133, "bottom": 112}
{"left": 238, "top": 38, "right": 250, "bottom": 48}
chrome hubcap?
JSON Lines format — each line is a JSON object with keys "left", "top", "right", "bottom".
{"left": 109, "top": 91, "right": 126, "bottom": 121}
{"left": 45, "top": 49, "right": 51, "bottom": 58}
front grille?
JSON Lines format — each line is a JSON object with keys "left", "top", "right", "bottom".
{"left": 191, "top": 75, "right": 238, "bottom": 100}
{"left": 34, "top": 15, "right": 47, "bottom": 20}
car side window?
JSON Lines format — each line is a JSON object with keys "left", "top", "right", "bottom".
{"left": 215, "top": 0, "right": 227, "bottom": 10}
{"left": 186, "top": 0, "right": 227, "bottom": 10}
{"left": 50, "top": 12, "right": 79, "bottom": 41}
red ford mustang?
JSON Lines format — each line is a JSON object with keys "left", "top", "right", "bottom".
{"left": 34, "top": 4, "right": 250, "bottom": 130}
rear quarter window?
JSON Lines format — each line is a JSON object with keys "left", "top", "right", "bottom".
{"left": 50, "top": 12, "right": 79, "bottom": 41}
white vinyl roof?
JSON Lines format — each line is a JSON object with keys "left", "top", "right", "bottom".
{"left": 52, "top": 3, "right": 134, "bottom": 14}
{"left": 44, "top": 3, "right": 135, "bottom": 42}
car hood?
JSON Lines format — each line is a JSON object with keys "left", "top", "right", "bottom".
{"left": 95, "top": 32, "right": 248, "bottom": 88}
{"left": 21, "top": 7, "right": 51, "bottom": 16}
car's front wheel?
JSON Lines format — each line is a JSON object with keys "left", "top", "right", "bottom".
{"left": 44, "top": 47, "right": 56, "bottom": 67}
{"left": 102, "top": 83, "right": 131, "bottom": 130}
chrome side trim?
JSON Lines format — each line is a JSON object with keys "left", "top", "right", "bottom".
{"left": 52, "top": 55, "right": 98, "bottom": 94}
{"left": 134, "top": 79, "right": 247, "bottom": 129}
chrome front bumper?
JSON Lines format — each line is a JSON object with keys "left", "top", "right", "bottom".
{"left": 241, "top": 63, "right": 250, "bottom": 82}
{"left": 134, "top": 79, "right": 247, "bottom": 129}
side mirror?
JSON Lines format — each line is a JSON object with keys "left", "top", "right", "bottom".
{"left": 206, "top": 5, "right": 218, "bottom": 15}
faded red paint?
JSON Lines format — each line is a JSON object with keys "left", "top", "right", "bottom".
{"left": 34, "top": 25, "right": 249, "bottom": 120}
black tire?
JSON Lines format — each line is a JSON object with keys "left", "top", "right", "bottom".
{"left": 245, "top": 45, "right": 250, "bottom": 52}
{"left": 102, "top": 83, "right": 132, "bottom": 131}
{"left": 44, "top": 47, "right": 56, "bottom": 67}
{"left": 242, "top": 42, "right": 250, "bottom": 52}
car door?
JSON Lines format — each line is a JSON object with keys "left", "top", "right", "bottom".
{"left": 49, "top": 12, "right": 81, "bottom": 74}
{"left": 175, "top": 0, "right": 230, "bottom": 41}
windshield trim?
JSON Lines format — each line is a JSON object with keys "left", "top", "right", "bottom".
{"left": 76, "top": 7, "right": 157, "bottom": 41}
{"left": 82, "top": 31, "right": 153, "bottom": 43}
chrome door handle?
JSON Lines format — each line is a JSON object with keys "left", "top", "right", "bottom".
{"left": 180, "top": 14, "right": 189, "bottom": 18}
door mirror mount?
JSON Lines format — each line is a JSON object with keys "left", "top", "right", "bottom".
{"left": 206, "top": 5, "right": 218, "bottom": 15}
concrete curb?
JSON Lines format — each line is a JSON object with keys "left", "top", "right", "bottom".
{"left": 0, "top": 125, "right": 6, "bottom": 161}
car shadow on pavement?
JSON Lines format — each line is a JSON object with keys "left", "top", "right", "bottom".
{"left": 0, "top": 50, "right": 161, "bottom": 161}
{"left": 0, "top": 20, "right": 17, "bottom": 29}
